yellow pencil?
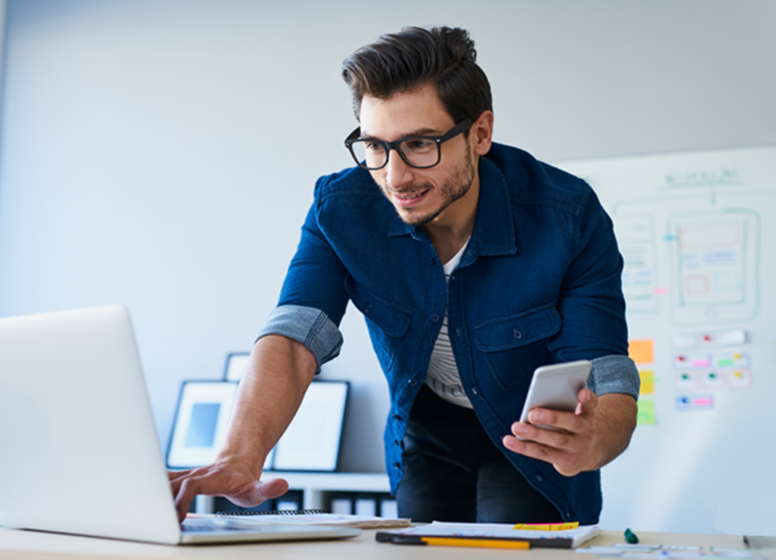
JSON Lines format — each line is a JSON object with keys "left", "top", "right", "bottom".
{"left": 421, "top": 537, "right": 530, "bottom": 549}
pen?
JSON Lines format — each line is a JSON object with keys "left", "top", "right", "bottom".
{"left": 624, "top": 528, "right": 639, "bottom": 544}
{"left": 387, "top": 534, "right": 531, "bottom": 549}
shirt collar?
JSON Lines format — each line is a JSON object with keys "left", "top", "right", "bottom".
{"left": 387, "top": 154, "right": 518, "bottom": 261}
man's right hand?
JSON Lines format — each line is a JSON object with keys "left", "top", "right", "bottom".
{"left": 168, "top": 334, "right": 317, "bottom": 522}
{"left": 168, "top": 461, "right": 289, "bottom": 522}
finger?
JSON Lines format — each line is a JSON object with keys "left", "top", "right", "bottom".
{"left": 169, "top": 470, "right": 194, "bottom": 497}
{"left": 172, "top": 471, "right": 227, "bottom": 522}
{"left": 509, "top": 421, "right": 578, "bottom": 450}
{"left": 168, "top": 469, "right": 192, "bottom": 481}
{"left": 169, "top": 473, "right": 195, "bottom": 498}
{"left": 526, "top": 408, "right": 586, "bottom": 434}
{"left": 174, "top": 478, "right": 197, "bottom": 522}
{"left": 502, "top": 434, "right": 564, "bottom": 464}
{"left": 169, "top": 468, "right": 203, "bottom": 497}
{"left": 502, "top": 434, "right": 585, "bottom": 477}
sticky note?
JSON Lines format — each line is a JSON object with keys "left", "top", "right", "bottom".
{"left": 637, "top": 400, "right": 656, "bottom": 425}
{"left": 675, "top": 394, "right": 714, "bottom": 411}
{"left": 629, "top": 339, "right": 654, "bottom": 364}
{"left": 729, "top": 369, "right": 753, "bottom": 389}
{"left": 512, "top": 522, "right": 579, "bottom": 531}
{"left": 639, "top": 370, "right": 655, "bottom": 395}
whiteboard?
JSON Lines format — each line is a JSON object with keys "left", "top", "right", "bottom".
{"left": 557, "top": 145, "right": 776, "bottom": 534}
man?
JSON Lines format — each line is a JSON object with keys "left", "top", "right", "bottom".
{"left": 170, "top": 26, "right": 639, "bottom": 525}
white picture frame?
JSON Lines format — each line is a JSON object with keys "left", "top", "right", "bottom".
{"left": 223, "top": 352, "right": 250, "bottom": 382}
{"left": 166, "top": 381, "right": 239, "bottom": 469}
{"left": 272, "top": 381, "right": 349, "bottom": 472}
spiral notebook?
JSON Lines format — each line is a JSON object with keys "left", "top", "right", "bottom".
{"left": 216, "top": 508, "right": 411, "bottom": 529}
{"left": 376, "top": 522, "right": 601, "bottom": 548}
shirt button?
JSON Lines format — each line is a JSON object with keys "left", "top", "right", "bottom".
{"left": 431, "top": 313, "right": 440, "bottom": 323}
{"left": 535, "top": 475, "right": 543, "bottom": 482}
{"left": 472, "top": 388, "right": 479, "bottom": 396}
{"left": 513, "top": 329, "right": 523, "bottom": 339}
{"left": 455, "top": 327, "right": 462, "bottom": 337}
{"left": 408, "top": 379, "right": 417, "bottom": 386}
{"left": 392, "top": 414, "right": 402, "bottom": 421}
{"left": 364, "top": 303, "right": 373, "bottom": 315}
{"left": 393, "top": 462, "right": 401, "bottom": 469}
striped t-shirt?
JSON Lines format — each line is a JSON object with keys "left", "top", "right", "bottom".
{"left": 424, "top": 240, "right": 473, "bottom": 409}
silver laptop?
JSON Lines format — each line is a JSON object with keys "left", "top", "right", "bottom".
{"left": 0, "top": 305, "right": 361, "bottom": 545}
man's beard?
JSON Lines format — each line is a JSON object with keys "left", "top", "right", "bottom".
{"left": 382, "top": 150, "right": 476, "bottom": 227}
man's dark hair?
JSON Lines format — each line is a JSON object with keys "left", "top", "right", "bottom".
{"left": 342, "top": 26, "right": 492, "bottom": 125}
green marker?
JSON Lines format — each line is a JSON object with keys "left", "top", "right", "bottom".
{"left": 624, "top": 528, "right": 639, "bottom": 544}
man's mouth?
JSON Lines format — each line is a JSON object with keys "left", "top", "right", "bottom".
{"left": 396, "top": 191, "right": 424, "bottom": 200}
{"left": 391, "top": 188, "right": 429, "bottom": 207}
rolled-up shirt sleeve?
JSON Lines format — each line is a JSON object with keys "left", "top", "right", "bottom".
{"left": 256, "top": 304, "right": 344, "bottom": 373}
{"left": 587, "top": 354, "right": 640, "bottom": 400}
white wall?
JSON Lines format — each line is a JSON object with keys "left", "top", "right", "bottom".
{"left": 0, "top": 0, "right": 6, "bottom": 110}
{"left": 1, "top": 0, "right": 775, "bottom": 527}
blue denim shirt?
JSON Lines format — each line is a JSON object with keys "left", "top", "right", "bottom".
{"left": 258, "top": 143, "right": 639, "bottom": 524}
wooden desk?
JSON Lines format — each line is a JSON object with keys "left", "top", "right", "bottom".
{"left": 0, "top": 527, "right": 746, "bottom": 560}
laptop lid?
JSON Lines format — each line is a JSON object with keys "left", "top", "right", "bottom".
{"left": 0, "top": 305, "right": 359, "bottom": 545}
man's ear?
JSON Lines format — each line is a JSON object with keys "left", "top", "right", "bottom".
{"left": 472, "top": 110, "right": 494, "bottom": 156}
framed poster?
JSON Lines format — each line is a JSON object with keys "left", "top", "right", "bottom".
{"left": 223, "top": 352, "right": 250, "bottom": 382}
{"left": 166, "top": 381, "right": 238, "bottom": 469}
{"left": 272, "top": 381, "right": 349, "bottom": 472}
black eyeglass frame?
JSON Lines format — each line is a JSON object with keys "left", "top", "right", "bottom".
{"left": 344, "top": 118, "right": 474, "bottom": 170}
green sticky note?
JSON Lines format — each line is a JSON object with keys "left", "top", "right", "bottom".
{"left": 637, "top": 400, "right": 656, "bottom": 425}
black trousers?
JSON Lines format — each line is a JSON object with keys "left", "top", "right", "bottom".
{"left": 395, "top": 384, "right": 563, "bottom": 523}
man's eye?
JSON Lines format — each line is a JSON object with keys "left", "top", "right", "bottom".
{"left": 364, "top": 142, "right": 385, "bottom": 153}
{"left": 404, "top": 139, "right": 435, "bottom": 152}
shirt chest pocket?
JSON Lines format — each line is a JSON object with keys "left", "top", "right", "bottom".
{"left": 474, "top": 304, "right": 561, "bottom": 391}
{"left": 345, "top": 276, "right": 413, "bottom": 372}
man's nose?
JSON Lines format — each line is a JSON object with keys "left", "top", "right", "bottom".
{"left": 384, "top": 148, "right": 414, "bottom": 190}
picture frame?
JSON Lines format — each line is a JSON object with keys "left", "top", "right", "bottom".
{"left": 166, "top": 381, "right": 239, "bottom": 469}
{"left": 272, "top": 380, "right": 349, "bottom": 472}
{"left": 223, "top": 352, "right": 251, "bottom": 382}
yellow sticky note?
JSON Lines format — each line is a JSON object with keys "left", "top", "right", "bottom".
{"left": 639, "top": 370, "right": 655, "bottom": 395}
{"left": 629, "top": 339, "right": 654, "bottom": 365}
{"left": 512, "top": 522, "right": 579, "bottom": 531}
{"left": 637, "top": 400, "right": 656, "bottom": 425}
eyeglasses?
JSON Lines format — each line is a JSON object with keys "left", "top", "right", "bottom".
{"left": 344, "top": 119, "right": 473, "bottom": 170}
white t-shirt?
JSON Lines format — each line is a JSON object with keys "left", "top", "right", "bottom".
{"left": 424, "top": 240, "right": 473, "bottom": 409}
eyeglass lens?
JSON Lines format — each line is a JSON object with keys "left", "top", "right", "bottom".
{"left": 349, "top": 137, "right": 439, "bottom": 170}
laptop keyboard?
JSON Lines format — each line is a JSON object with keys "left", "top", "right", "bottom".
{"left": 181, "top": 523, "right": 249, "bottom": 533}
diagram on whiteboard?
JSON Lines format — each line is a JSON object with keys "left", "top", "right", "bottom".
{"left": 616, "top": 216, "right": 659, "bottom": 313}
{"left": 667, "top": 210, "right": 759, "bottom": 324}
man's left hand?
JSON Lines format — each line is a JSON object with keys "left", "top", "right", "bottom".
{"left": 502, "top": 388, "right": 600, "bottom": 477}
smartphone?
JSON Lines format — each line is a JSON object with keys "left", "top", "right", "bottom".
{"left": 518, "top": 360, "right": 592, "bottom": 429}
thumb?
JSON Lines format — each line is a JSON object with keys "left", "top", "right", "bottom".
{"left": 576, "top": 388, "right": 597, "bottom": 415}
{"left": 234, "top": 477, "right": 289, "bottom": 506}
